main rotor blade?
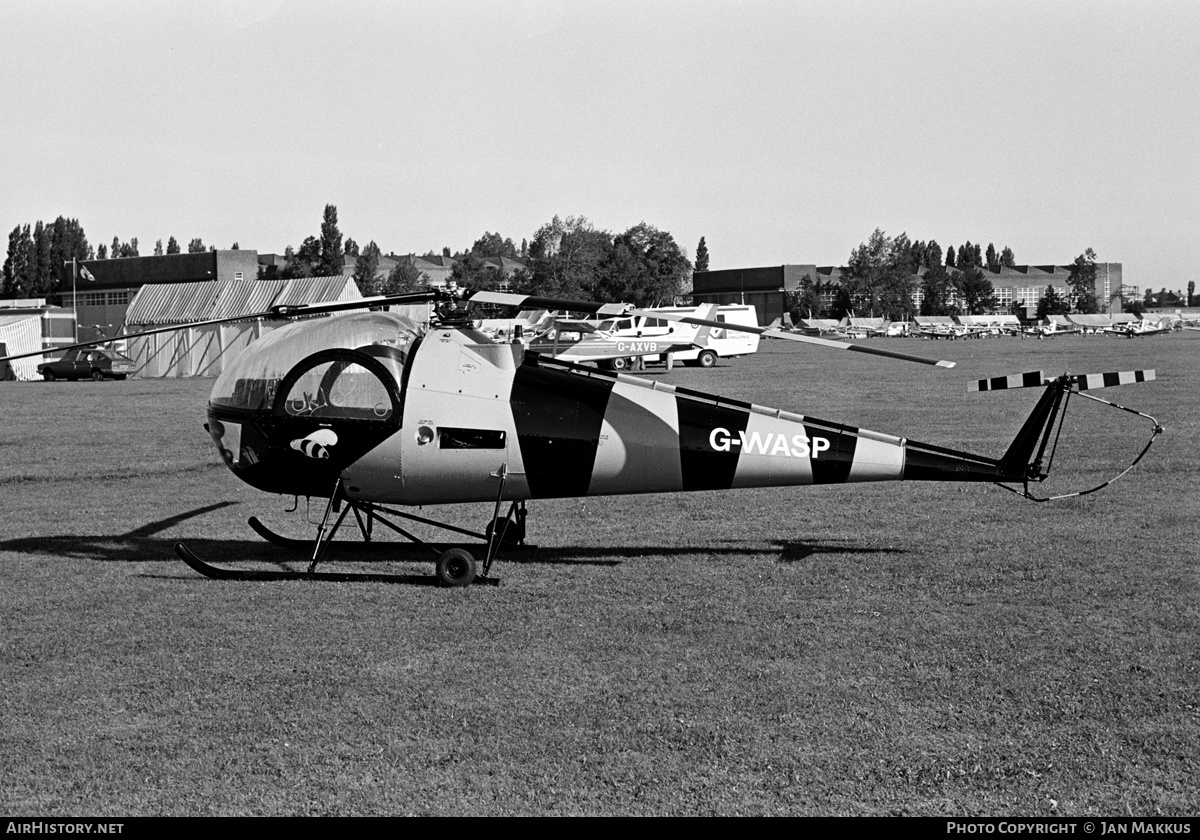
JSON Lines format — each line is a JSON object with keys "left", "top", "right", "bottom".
{"left": 0, "top": 291, "right": 442, "bottom": 363}
{"left": 0, "top": 313, "right": 277, "bottom": 363}
{"left": 466, "top": 291, "right": 954, "bottom": 369}
{"left": 623, "top": 306, "right": 956, "bottom": 368}
{"left": 465, "top": 290, "right": 629, "bottom": 316}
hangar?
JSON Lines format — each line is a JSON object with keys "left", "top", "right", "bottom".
{"left": 59, "top": 250, "right": 263, "bottom": 343}
{"left": 122, "top": 275, "right": 363, "bottom": 378}
{"left": 691, "top": 262, "right": 1125, "bottom": 325}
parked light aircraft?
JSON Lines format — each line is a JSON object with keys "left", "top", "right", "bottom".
{"left": 520, "top": 306, "right": 714, "bottom": 371}
{"left": 1104, "top": 319, "right": 1171, "bottom": 338}
{"left": 1022, "top": 320, "right": 1083, "bottom": 338}
{"left": 0, "top": 288, "right": 1164, "bottom": 587}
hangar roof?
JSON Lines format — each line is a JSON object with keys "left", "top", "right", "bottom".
{"left": 125, "top": 276, "right": 360, "bottom": 325}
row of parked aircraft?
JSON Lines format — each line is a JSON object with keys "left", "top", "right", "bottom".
{"left": 480, "top": 303, "right": 763, "bottom": 370}
{"left": 783, "top": 315, "right": 1179, "bottom": 341}
{"left": 474, "top": 304, "right": 1181, "bottom": 378}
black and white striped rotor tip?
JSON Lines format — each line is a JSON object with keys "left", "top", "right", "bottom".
{"left": 969, "top": 369, "right": 1157, "bottom": 392}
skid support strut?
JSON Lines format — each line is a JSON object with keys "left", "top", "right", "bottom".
{"left": 296, "top": 474, "right": 522, "bottom": 584}
{"left": 483, "top": 464, "right": 525, "bottom": 578}
{"left": 307, "top": 479, "right": 353, "bottom": 574}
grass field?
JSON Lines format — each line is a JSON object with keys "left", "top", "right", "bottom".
{"left": 1, "top": 332, "right": 1197, "bottom": 816}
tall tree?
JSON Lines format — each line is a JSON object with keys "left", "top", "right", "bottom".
{"left": 47, "top": 217, "right": 89, "bottom": 294}
{"left": 841, "top": 228, "right": 916, "bottom": 318}
{"left": 523, "top": 215, "right": 612, "bottom": 300}
{"left": 470, "top": 231, "right": 518, "bottom": 258}
{"left": 380, "top": 259, "right": 429, "bottom": 295}
{"left": 956, "top": 241, "right": 977, "bottom": 270}
{"left": 594, "top": 222, "right": 690, "bottom": 306}
{"left": 694, "top": 236, "right": 709, "bottom": 273}
{"left": 1036, "top": 285, "right": 1071, "bottom": 318}
{"left": 945, "top": 245, "right": 956, "bottom": 268}
{"left": 985, "top": 243, "right": 999, "bottom": 272}
{"left": 188, "top": 237, "right": 205, "bottom": 253}
{"left": 790, "top": 273, "right": 821, "bottom": 320}
{"left": 154, "top": 238, "right": 164, "bottom": 256}
{"left": 166, "top": 236, "right": 180, "bottom": 254}
{"left": 3, "top": 225, "right": 31, "bottom": 297}
{"left": 958, "top": 268, "right": 997, "bottom": 314}
{"left": 1000, "top": 246, "right": 1016, "bottom": 267}
{"left": 920, "top": 264, "right": 959, "bottom": 316}
{"left": 280, "top": 237, "right": 321, "bottom": 279}
{"left": 352, "top": 240, "right": 381, "bottom": 292}
{"left": 344, "top": 237, "right": 359, "bottom": 258}
{"left": 32, "top": 221, "right": 53, "bottom": 295}
{"left": 318, "top": 204, "right": 343, "bottom": 276}
{"left": 1067, "top": 248, "right": 1099, "bottom": 313}
{"left": 450, "top": 253, "right": 506, "bottom": 292}
{"left": 924, "top": 241, "right": 943, "bottom": 271}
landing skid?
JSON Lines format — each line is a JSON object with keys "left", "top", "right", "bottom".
{"left": 247, "top": 516, "right": 311, "bottom": 552}
{"left": 179, "top": 476, "right": 529, "bottom": 587}
{"left": 173, "top": 542, "right": 499, "bottom": 585}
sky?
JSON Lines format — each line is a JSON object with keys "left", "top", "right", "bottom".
{"left": 2, "top": 0, "right": 1197, "bottom": 292}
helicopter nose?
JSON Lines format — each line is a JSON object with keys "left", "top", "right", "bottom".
{"left": 206, "top": 418, "right": 236, "bottom": 466}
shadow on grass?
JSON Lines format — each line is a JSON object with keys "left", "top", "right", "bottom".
{"left": 773, "top": 539, "right": 907, "bottom": 562}
{"left": 0, "top": 502, "right": 906, "bottom": 586}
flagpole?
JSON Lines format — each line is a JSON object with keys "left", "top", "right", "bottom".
{"left": 72, "top": 258, "right": 78, "bottom": 343}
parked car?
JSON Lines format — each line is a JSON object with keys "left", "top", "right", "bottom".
{"left": 37, "top": 348, "right": 136, "bottom": 381}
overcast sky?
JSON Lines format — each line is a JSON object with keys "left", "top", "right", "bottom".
{"left": 3, "top": 0, "right": 1197, "bottom": 290}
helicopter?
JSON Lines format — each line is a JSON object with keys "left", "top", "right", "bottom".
{"left": 0, "top": 288, "right": 1163, "bottom": 587}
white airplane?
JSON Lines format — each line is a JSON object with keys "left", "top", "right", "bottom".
{"left": 1104, "top": 319, "right": 1171, "bottom": 338}
{"left": 1021, "top": 320, "right": 1082, "bottom": 338}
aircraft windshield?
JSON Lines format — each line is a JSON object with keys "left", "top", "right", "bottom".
{"left": 210, "top": 312, "right": 422, "bottom": 412}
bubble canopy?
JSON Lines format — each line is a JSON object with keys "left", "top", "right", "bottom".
{"left": 210, "top": 312, "right": 422, "bottom": 413}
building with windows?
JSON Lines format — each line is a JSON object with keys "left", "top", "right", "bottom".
{"left": 692, "top": 262, "right": 1124, "bottom": 325}
{"left": 59, "top": 250, "right": 262, "bottom": 342}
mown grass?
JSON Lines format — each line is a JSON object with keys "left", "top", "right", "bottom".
{"left": 1, "top": 333, "right": 1196, "bottom": 815}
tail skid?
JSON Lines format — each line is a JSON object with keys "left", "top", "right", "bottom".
{"left": 972, "top": 370, "right": 1164, "bottom": 501}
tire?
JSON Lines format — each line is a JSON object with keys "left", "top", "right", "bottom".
{"left": 697, "top": 349, "right": 717, "bottom": 368}
{"left": 91, "top": 369, "right": 105, "bottom": 381}
{"left": 43, "top": 371, "right": 55, "bottom": 382}
{"left": 435, "top": 548, "right": 477, "bottom": 587}
{"left": 610, "top": 357, "right": 630, "bottom": 371}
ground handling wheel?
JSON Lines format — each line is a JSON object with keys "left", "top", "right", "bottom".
{"left": 697, "top": 349, "right": 717, "bottom": 368}
{"left": 435, "top": 548, "right": 477, "bottom": 587}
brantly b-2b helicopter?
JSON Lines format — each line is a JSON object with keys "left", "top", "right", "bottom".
{"left": 1, "top": 288, "right": 1164, "bottom": 586}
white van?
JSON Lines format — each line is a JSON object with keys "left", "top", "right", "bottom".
{"left": 594, "top": 304, "right": 760, "bottom": 368}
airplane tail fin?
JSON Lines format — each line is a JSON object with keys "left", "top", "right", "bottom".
{"left": 969, "top": 370, "right": 1162, "bottom": 496}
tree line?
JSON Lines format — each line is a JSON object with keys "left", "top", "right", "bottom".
{"left": 10, "top": 208, "right": 1156, "bottom": 316}
{"left": 275, "top": 207, "right": 693, "bottom": 308}
{"left": 787, "top": 229, "right": 1112, "bottom": 322}
{"left": 2, "top": 214, "right": 222, "bottom": 298}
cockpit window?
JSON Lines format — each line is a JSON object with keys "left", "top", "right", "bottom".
{"left": 281, "top": 357, "right": 395, "bottom": 421}
{"left": 210, "top": 312, "right": 421, "bottom": 412}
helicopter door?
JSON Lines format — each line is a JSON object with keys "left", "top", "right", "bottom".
{"left": 259, "top": 349, "right": 404, "bottom": 496}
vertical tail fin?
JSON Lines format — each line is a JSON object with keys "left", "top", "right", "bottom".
{"left": 971, "top": 370, "right": 1157, "bottom": 481}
